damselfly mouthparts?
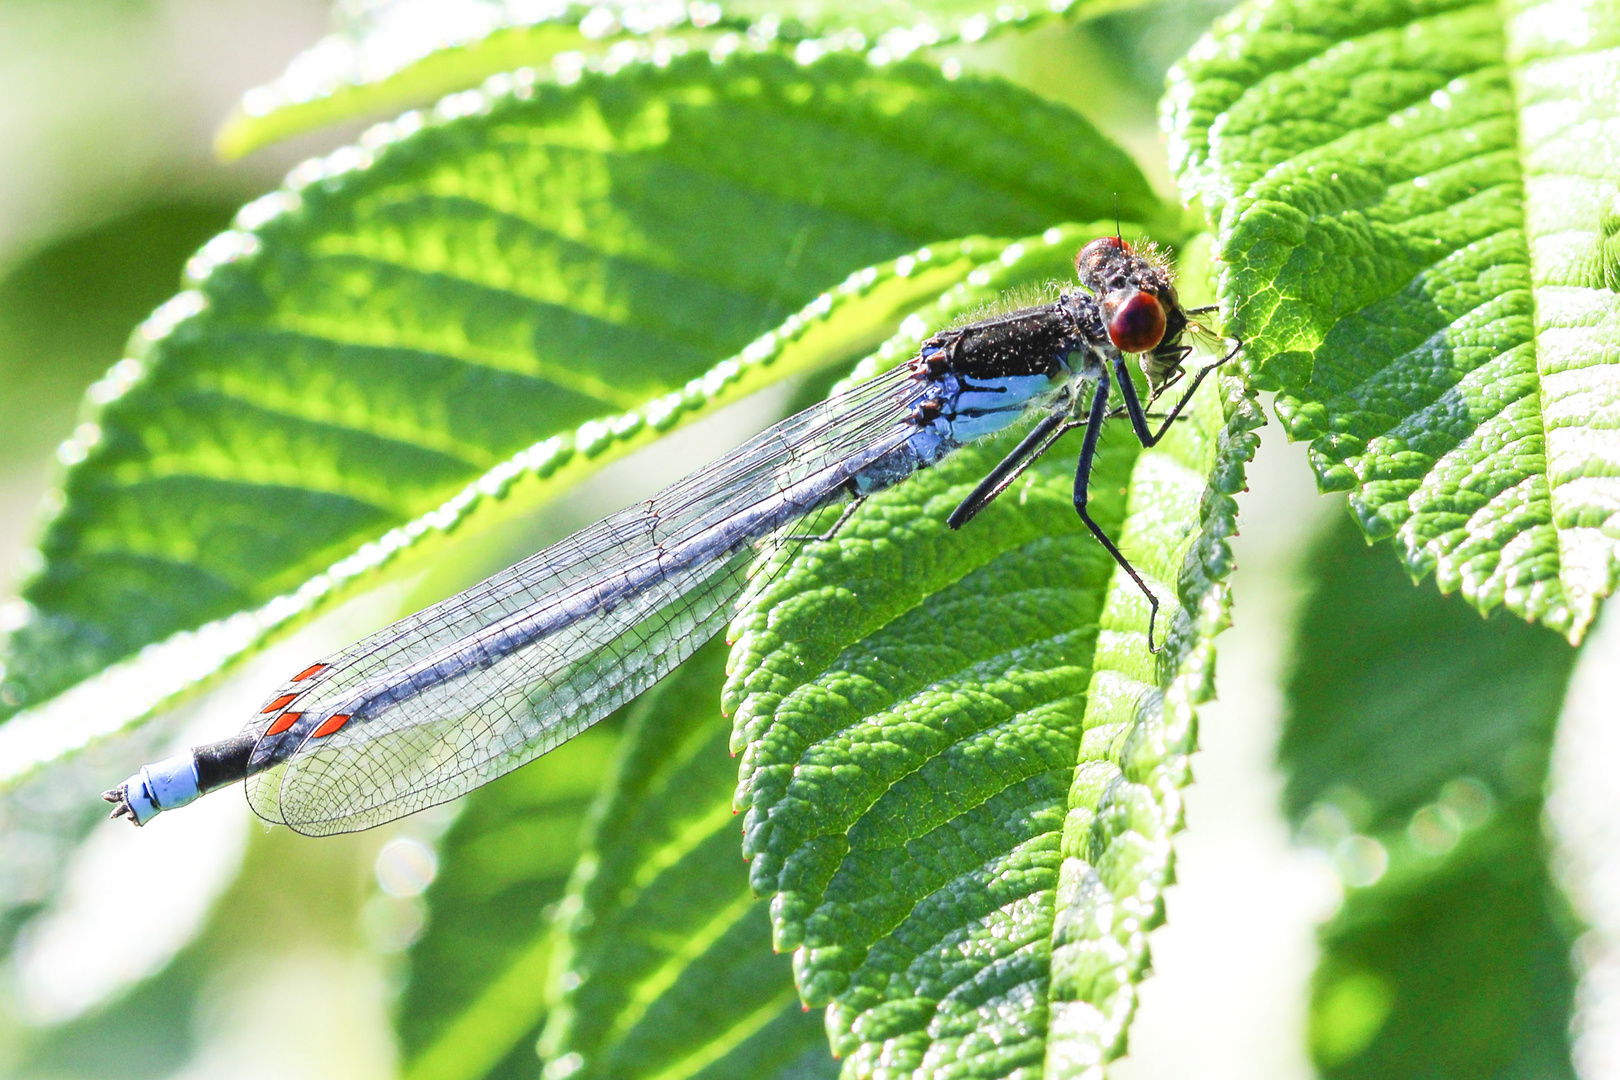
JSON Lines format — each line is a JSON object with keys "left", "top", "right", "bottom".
{"left": 106, "top": 237, "right": 1238, "bottom": 836}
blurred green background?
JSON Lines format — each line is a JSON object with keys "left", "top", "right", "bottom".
{"left": 1, "top": 3, "right": 1615, "bottom": 1080}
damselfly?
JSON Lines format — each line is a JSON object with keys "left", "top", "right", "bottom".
{"left": 105, "top": 237, "right": 1238, "bottom": 836}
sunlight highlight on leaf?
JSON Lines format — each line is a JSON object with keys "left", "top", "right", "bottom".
{"left": 1166, "top": 0, "right": 1620, "bottom": 642}
{"left": 3, "top": 47, "right": 1153, "bottom": 736}
{"left": 0, "top": 235, "right": 995, "bottom": 790}
{"left": 217, "top": 0, "right": 1131, "bottom": 159}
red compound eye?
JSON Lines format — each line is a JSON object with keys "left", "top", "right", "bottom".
{"left": 1107, "top": 290, "right": 1166, "bottom": 353}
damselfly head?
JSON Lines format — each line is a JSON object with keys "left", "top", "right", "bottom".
{"left": 1074, "top": 236, "right": 1176, "bottom": 302}
{"left": 1076, "top": 236, "right": 1182, "bottom": 356}
{"left": 1075, "top": 235, "right": 1130, "bottom": 284}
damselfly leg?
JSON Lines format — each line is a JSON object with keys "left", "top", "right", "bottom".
{"left": 1091, "top": 335, "right": 1239, "bottom": 650}
{"left": 946, "top": 398, "right": 1078, "bottom": 529}
{"left": 1113, "top": 341, "right": 1239, "bottom": 449}
{"left": 945, "top": 296, "right": 1240, "bottom": 654}
{"left": 1068, "top": 366, "right": 1170, "bottom": 648}
{"left": 781, "top": 491, "right": 867, "bottom": 544}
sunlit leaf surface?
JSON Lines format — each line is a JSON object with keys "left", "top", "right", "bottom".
{"left": 1167, "top": 0, "right": 1620, "bottom": 642}
{"left": 724, "top": 247, "right": 1261, "bottom": 1075}
{"left": 215, "top": 0, "right": 1135, "bottom": 160}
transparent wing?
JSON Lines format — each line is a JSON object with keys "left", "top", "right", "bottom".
{"left": 242, "top": 364, "right": 928, "bottom": 835}
{"left": 1140, "top": 311, "right": 1235, "bottom": 404}
{"left": 1180, "top": 316, "right": 1231, "bottom": 363}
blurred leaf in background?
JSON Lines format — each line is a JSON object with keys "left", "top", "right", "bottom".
{"left": 1282, "top": 512, "right": 1583, "bottom": 1078}
{"left": 7, "top": 819, "right": 382, "bottom": 1080}
{"left": 400, "top": 725, "right": 621, "bottom": 1080}
{"left": 536, "top": 637, "right": 835, "bottom": 1080}
{"left": 0, "top": 203, "right": 235, "bottom": 467}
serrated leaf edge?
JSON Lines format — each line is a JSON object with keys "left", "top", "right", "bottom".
{"left": 218, "top": 0, "right": 1100, "bottom": 159}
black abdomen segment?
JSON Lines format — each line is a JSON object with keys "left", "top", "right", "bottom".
{"left": 195, "top": 734, "right": 257, "bottom": 791}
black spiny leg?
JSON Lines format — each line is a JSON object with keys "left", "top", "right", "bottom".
{"left": 782, "top": 488, "right": 867, "bottom": 544}
{"left": 1114, "top": 333, "right": 1241, "bottom": 448}
{"left": 1073, "top": 371, "right": 1165, "bottom": 653}
{"left": 947, "top": 404, "right": 1079, "bottom": 530}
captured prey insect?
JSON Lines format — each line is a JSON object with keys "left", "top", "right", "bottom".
{"left": 105, "top": 236, "right": 1239, "bottom": 836}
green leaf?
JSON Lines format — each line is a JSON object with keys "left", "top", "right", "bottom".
{"left": 0, "top": 49, "right": 1158, "bottom": 736}
{"left": 724, "top": 240, "right": 1262, "bottom": 1077}
{"left": 1280, "top": 512, "right": 1581, "bottom": 1078}
{"left": 216, "top": 1, "right": 1128, "bottom": 161}
{"left": 1165, "top": 0, "right": 1620, "bottom": 642}
{"left": 538, "top": 637, "right": 836, "bottom": 1080}
{"left": 399, "top": 725, "right": 621, "bottom": 1080}
{"left": 216, "top": 18, "right": 602, "bottom": 162}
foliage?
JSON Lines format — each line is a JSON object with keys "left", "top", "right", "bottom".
{"left": 1281, "top": 513, "right": 1582, "bottom": 1078}
{"left": 1168, "top": 0, "right": 1620, "bottom": 642}
{"left": 400, "top": 726, "right": 621, "bottom": 1080}
{"left": 0, "top": 49, "right": 1156, "bottom": 731}
{"left": 0, "top": 0, "right": 1615, "bottom": 1078}
{"left": 538, "top": 637, "right": 835, "bottom": 1080}
{"left": 214, "top": 0, "right": 1134, "bottom": 160}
